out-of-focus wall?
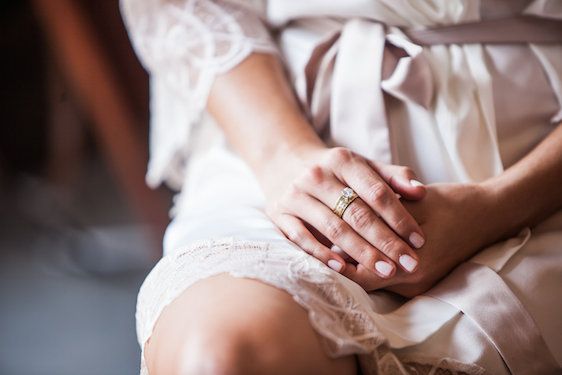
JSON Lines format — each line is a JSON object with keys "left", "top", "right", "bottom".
{"left": 0, "top": 1, "right": 168, "bottom": 374}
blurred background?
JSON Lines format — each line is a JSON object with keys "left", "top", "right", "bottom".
{"left": 0, "top": 0, "right": 173, "bottom": 374}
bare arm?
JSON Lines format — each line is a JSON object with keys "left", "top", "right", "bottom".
{"left": 484, "top": 123, "right": 562, "bottom": 236}
{"left": 208, "top": 54, "right": 323, "bottom": 182}
{"left": 208, "top": 53, "right": 427, "bottom": 281}
{"left": 208, "top": 51, "right": 562, "bottom": 295}
{"left": 386, "top": 124, "right": 562, "bottom": 297}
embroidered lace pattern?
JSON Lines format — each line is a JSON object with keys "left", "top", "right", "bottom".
{"left": 120, "top": 0, "right": 277, "bottom": 187}
{"left": 136, "top": 238, "right": 485, "bottom": 375}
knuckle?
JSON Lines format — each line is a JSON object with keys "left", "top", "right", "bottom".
{"left": 323, "top": 219, "right": 346, "bottom": 239}
{"left": 377, "top": 237, "right": 400, "bottom": 257}
{"left": 285, "top": 184, "right": 302, "bottom": 200}
{"left": 308, "top": 245, "right": 326, "bottom": 260}
{"left": 367, "top": 183, "right": 391, "bottom": 206}
{"left": 286, "top": 228, "right": 306, "bottom": 245}
{"left": 392, "top": 215, "right": 411, "bottom": 235}
{"left": 278, "top": 186, "right": 302, "bottom": 213}
{"left": 328, "top": 147, "right": 353, "bottom": 165}
{"left": 358, "top": 248, "right": 378, "bottom": 267}
{"left": 345, "top": 204, "right": 373, "bottom": 231}
{"left": 303, "top": 165, "right": 325, "bottom": 185}
{"left": 401, "top": 166, "right": 414, "bottom": 176}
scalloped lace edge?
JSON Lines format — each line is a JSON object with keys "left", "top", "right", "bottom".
{"left": 136, "top": 237, "right": 485, "bottom": 375}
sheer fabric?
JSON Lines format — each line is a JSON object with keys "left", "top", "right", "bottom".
{"left": 121, "top": 0, "right": 276, "bottom": 188}
{"left": 121, "top": 0, "right": 562, "bottom": 189}
{"left": 137, "top": 236, "right": 486, "bottom": 375}
{"left": 120, "top": 0, "right": 562, "bottom": 374}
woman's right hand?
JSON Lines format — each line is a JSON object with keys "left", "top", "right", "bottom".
{"left": 262, "top": 145, "right": 427, "bottom": 281}
{"left": 207, "top": 53, "right": 425, "bottom": 283}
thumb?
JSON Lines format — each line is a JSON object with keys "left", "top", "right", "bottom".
{"left": 369, "top": 161, "right": 426, "bottom": 200}
{"left": 389, "top": 173, "right": 426, "bottom": 200}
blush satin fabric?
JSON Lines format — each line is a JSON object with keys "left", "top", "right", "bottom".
{"left": 126, "top": 1, "right": 562, "bottom": 374}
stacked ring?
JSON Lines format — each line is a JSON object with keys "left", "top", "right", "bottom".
{"left": 332, "top": 187, "right": 358, "bottom": 218}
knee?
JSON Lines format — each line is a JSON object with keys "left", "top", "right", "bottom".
{"left": 176, "top": 323, "right": 283, "bottom": 375}
{"left": 145, "top": 275, "right": 354, "bottom": 375}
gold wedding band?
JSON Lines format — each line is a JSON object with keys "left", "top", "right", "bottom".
{"left": 332, "top": 187, "right": 358, "bottom": 218}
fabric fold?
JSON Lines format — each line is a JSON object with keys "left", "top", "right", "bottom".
{"left": 427, "top": 262, "right": 560, "bottom": 375}
{"left": 304, "top": 20, "right": 436, "bottom": 164}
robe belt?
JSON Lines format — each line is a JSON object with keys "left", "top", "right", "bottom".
{"left": 427, "top": 262, "right": 560, "bottom": 375}
{"left": 304, "top": 16, "right": 562, "bottom": 165}
{"left": 302, "top": 17, "right": 561, "bottom": 373}
{"left": 305, "top": 19, "right": 437, "bottom": 164}
{"left": 405, "top": 15, "right": 562, "bottom": 46}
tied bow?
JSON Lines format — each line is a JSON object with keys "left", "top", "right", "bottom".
{"left": 303, "top": 19, "right": 434, "bottom": 164}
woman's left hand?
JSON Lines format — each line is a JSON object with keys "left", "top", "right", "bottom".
{"left": 338, "top": 183, "right": 500, "bottom": 297}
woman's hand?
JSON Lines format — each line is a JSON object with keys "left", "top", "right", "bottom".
{"left": 386, "top": 183, "right": 501, "bottom": 296}
{"left": 263, "top": 145, "right": 427, "bottom": 280}
{"left": 340, "top": 183, "right": 499, "bottom": 295}
{"left": 331, "top": 122, "right": 562, "bottom": 296}
{"left": 208, "top": 53, "right": 427, "bottom": 281}
{"left": 208, "top": 52, "right": 562, "bottom": 297}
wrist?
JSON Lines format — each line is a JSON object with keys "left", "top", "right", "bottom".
{"left": 477, "top": 177, "right": 528, "bottom": 241}
{"left": 256, "top": 129, "right": 326, "bottom": 175}
{"left": 251, "top": 127, "right": 327, "bottom": 194}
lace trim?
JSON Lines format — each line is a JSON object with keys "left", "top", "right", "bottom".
{"left": 136, "top": 237, "right": 485, "bottom": 375}
{"left": 122, "top": 0, "right": 275, "bottom": 101}
{"left": 120, "top": 0, "right": 278, "bottom": 188}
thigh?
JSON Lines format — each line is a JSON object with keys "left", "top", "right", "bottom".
{"left": 145, "top": 273, "right": 357, "bottom": 375}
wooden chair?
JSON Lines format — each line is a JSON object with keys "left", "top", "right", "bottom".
{"left": 32, "top": 0, "right": 170, "bottom": 253}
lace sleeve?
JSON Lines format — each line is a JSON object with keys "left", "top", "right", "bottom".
{"left": 120, "top": 0, "right": 278, "bottom": 188}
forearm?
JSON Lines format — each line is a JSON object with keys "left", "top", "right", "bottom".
{"left": 207, "top": 53, "right": 325, "bottom": 180}
{"left": 482, "top": 123, "right": 562, "bottom": 238}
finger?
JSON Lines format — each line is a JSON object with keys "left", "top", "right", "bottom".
{"left": 327, "top": 150, "right": 425, "bottom": 249}
{"left": 273, "top": 213, "right": 346, "bottom": 273}
{"left": 301, "top": 172, "right": 420, "bottom": 274}
{"left": 368, "top": 161, "right": 426, "bottom": 201}
{"left": 285, "top": 192, "right": 397, "bottom": 279}
{"left": 340, "top": 263, "right": 392, "bottom": 291}
{"left": 305, "top": 223, "right": 332, "bottom": 249}
{"left": 330, "top": 245, "right": 353, "bottom": 262}
{"left": 343, "top": 200, "right": 420, "bottom": 273}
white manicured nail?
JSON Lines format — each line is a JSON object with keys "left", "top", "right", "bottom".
{"left": 375, "top": 261, "right": 394, "bottom": 277}
{"left": 410, "top": 179, "right": 424, "bottom": 187}
{"left": 328, "top": 260, "right": 343, "bottom": 272}
{"left": 409, "top": 232, "right": 425, "bottom": 249}
{"left": 399, "top": 254, "right": 418, "bottom": 272}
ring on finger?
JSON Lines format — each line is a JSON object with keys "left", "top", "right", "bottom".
{"left": 332, "top": 187, "right": 358, "bottom": 218}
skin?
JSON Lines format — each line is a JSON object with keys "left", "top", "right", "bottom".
{"left": 145, "top": 274, "right": 357, "bottom": 375}
{"left": 209, "top": 53, "right": 562, "bottom": 292}
{"left": 146, "top": 53, "right": 562, "bottom": 373}
{"left": 208, "top": 54, "right": 428, "bottom": 279}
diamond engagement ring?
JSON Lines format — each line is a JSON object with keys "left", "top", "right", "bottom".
{"left": 332, "top": 187, "right": 358, "bottom": 218}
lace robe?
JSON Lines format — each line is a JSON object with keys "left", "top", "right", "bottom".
{"left": 121, "top": 1, "right": 562, "bottom": 374}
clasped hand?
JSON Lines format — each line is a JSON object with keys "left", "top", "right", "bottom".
{"left": 265, "top": 147, "right": 495, "bottom": 298}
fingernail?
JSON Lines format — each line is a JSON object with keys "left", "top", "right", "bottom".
{"left": 409, "top": 232, "right": 425, "bottom": 249}
{"left": 410, "top": 179, "right": 424, "bottom": 187}
{"left": 399, "top": 254, "right": 418, "bottom": 272}
{"left": 375, "top": 261, "right": 394, "bottom": 277}
{"left": 328, "top": 259, "right": 343, "bottom": 272}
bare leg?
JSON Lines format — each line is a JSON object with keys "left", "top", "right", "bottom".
{"left": 144, "top": 273, "right": 357, "bottom": 375}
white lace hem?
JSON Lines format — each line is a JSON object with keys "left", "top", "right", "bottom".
{"left": 136, "top": 237, "right": 485, "bottom": 375}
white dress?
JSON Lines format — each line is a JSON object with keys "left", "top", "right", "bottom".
{"left": 120, "top": 0, "right": 562, "bottom": 374}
